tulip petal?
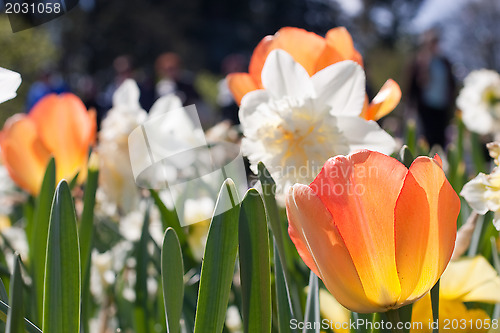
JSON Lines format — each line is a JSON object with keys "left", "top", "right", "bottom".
{"left": 249, "top": 27, "right": 326, "bottom": 85}
{"left": 315, "top": 27, "right": 363, "bottom": 71}
{"left": 0, "top": 67, "right": 22, "bottom": 104}
{"left": 29, "top": 94, "right": 96, "bottom": 181}
{"left": 361, "top": 79, "right": 401, "bottom": 121}
{"left": 310, "top": 151, "right": 407, "bottom": 308}
{"left": 0, "top": 115, "right": 51, "bottom": 195}
{"left": 395, "top": 156, "right": 459, "bottom": 302}
{"left": 226, "top": 73, "right": 259, "bottom": 105}
{"left": 311, "top": 61, "right": 365, "bottom": 117}
{"left": 286, "top": 184, "right": 383, "bottom": 313}
{"left": 441, "top": 256, "right": 500, "bottom": 304}
{"left": 261, "top": 50, "right": 314, "bottom": 100}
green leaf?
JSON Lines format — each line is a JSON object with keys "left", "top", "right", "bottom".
{"left": 0, "top": 300, "right": 42, "bottom": 333}
{"left": 193, "top": 179, "right": 240, "bottom": 333}
{"left": 42, "top": 180, "right": 81, "bottom": 333}
{"left": 257, "top": 163, "right": 287, "bottom": 268}
{"left": 134, "top": 204, "right": 152, "bottom": 333}
{"left": 399, "top": 145, "right": 414, "bottom": 168}
{"left": 238, "top": 189, "right": 271, "bottom": 333}
{"left": 79, "top": 153, "right": 98, "bottom": 333}
{"left": 31, "top": 158, "right": 55, "bottom": 324}
{"left": 303, "top": 271, "right": 319, "bottom": 333}
{"left": 6, "top": 254, "right": 25, "bottom": 333}
{"left": 151, "top": 189, "right": 186, "bottom": 245}
{"left": 491, "top": 236, "right": 500, "bottom": 274}
{"left": 162, "top": 227, "right": 184, "bottom": 333}
{"left": 274, "top": 242, "right": 296, "bottom": 333}
{"left": 79, "top": 152, "right": 99, "bottom": 278}
{"left": 0, "top": 278, "right": 8, "bottom": 302}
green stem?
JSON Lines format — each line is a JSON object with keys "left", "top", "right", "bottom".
{"left": 386, "top": 309, "right": 404, "bottom": 333}
{"left": 370, "top": 312, "right": 380, "bottom": 333}
{"left": 430, "top": 280, "right": 440, "bottom": 333}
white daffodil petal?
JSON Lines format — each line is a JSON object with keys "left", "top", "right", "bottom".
{"left": 149, "top": 94, "right": 183, "bottom": 117}
{"left": 460, "top": 174, "right": 490, "bottom": 215}
{"left": 311, "top": 61, "right": 365, "bottom": 116}
{"left": 239, "top": 89, "right": 269, "bottom": 126}
{"left": 112, "top": 79, "right": 141, "bottom": 108}
{"left": 461, "top": 107, "right": 493, "bottom": 135}
{"left": 336, "top": 116, "right": 396, "bottom": 155}
{"left": 261, "top": 49, "right": 314, "bottom": 100}
{"left": 0, "top": 67, "right": 22, "bottom": 104}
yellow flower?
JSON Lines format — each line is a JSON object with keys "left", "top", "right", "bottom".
{"left": 411, "top": 256, "right": 500, "bottom": 333}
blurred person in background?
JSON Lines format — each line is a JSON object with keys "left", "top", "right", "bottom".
{"left": 26, "top": 68, "right": 69, "bottom": 111}
{"left": 155, "top": 52, "right": 212, "bottom": 127}
{"left": 408, "top": 29, "right": 456, "bottom": 148}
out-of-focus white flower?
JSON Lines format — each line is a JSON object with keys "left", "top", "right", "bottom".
{"left": 185, "top": 196, "right": 215, "bottom": 262}
{"left": 90, "top": 250, "right": 115, "bottom": 303}
{"left": 119, "top": 205, "right": 164, "bottom": 244}
{"left": 487, "top": 141, "right": 500, "bottom": 166}
{"left": 239, "top": 50, "right": 396, "bottom": 194}
{"left": 0, "top": 162, "right": 26, "bottom": 216}
{"left": 461, "top": 162, "right": 500, "bottom": 230}
{"left": 97, "top": 79, "right": 185, "bottom": 215}
{"left": 457, "top": 69, "right": 500, "bottom": 135}
{"left": 225, "top": 305, "right": 242, "bottom": 333}
{"left": 0, "top": 67, "right": 21, "bottom": 104}
{"left": 1, "top": 226, "right": 29, "bottom": 271}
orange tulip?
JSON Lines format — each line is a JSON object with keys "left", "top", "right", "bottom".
{"left": 227, "top": 27, "right": 401, "bottom": 120}
{"left": 0, "top": 93, "right": 96, "bottom": 195}
{"left": 286, "top": 150, "right": 460, "bottom": 313}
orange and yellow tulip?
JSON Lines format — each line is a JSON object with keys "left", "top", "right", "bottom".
{"left": 227, "top": 27, "right": 401, "bottom": 120}
{"left": 286, "top": 150, "right": 460, "bottom": 313}
{"left": 0, "top": 93, "right": 96, "bottom": 195}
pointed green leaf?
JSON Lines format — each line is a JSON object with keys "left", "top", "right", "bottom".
{"left": 399, "top": 145, "right": 414, "bottom": 168}
{"left": 274, "top": 241, "right": 296, "bottom": 333}
{"left": 193, "top": 179, "right": 240, "bottom": 333}
{"left": 134, "top": 204, "right": 152, "bottom": 333}
{"left": 0, "top": 300, "right": 42, "bottom": 333}
{"left": 6, "top": 255, "right": 25, "bottom": 333}
{"left": 303, "top": 271, "right": 319, "bottom": 333}
{"left": 238, "top": 189, "right": 271, "bottom": 333}
{"left": 32, "top": 158, "right": 55, "bottom": 324}
{"left": 42, "top": 180, "right": 81, "bottom": 333}
{"left": 162, "top": 227, "right": 184, "bottom": 333}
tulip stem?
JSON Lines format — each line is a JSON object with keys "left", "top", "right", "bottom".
{"left": 386, "top": 309, "right": 404, "bottom": 333}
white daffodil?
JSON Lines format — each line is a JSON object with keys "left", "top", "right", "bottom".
{"left": 239, "top": 50, "right": 396, "bottom": 193}
{"left": 461, "top": 142, "right": 500, "bottom": 230}
{"left": 97, "top": 79, "right": 186, "bottom": 215}
{"left": 457, "top": 69, "right": 500, "bottom": 135}
{"left": 0, "top": 67, "right": 21, "bottom": 104}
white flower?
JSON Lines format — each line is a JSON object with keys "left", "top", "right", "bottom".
{"left": 461, "top": 167, "right": 500, "bottom": 230}
{"left": 0, "top": 67, "right": 21, "bottom": 104}
{"left": 239, "top": 50, "right": 396, "bottom": 193}
{"left": 185, "top": 196, "right": 215, "bottom": 262}
{"left": 457, "top": 69, "right": 500, "bottom": 135}
{"left": 97, "top": 79, "right": 186, "bottom": 215}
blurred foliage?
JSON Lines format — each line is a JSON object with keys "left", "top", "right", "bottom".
{"left": 0, "top": 16, "right": 58, "bottom": 125}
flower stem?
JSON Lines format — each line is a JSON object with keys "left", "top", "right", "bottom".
{"left": 386, "top": 309, "right": 404, "bottom": 333}
{"left": 370, "top": 312, "right": 380, "bottom": 333}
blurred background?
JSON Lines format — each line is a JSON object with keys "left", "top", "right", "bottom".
{"left": 0, "top": 0, "right": 499, "bottom": 133}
